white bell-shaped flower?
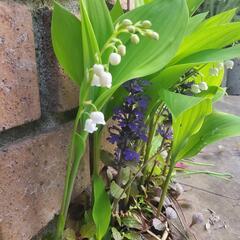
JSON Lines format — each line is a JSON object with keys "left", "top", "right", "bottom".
{"left": 100, "top": 71, "right": 112, "bottom": 88}
{"left": 224, "top": 60, "right": 234, "bottom": 70}
{"left": 90, "top": 111, "right": 106, "bottom": 125}
{"left": 199, "top": 81, "right": 208, "bottom": 91}
{"left": 191, "top": 84, "right": 201, "bottom": 94}
{"left": 84, "top": 119, "right": 98, "bottom": 133}
{"left": 93, "top": 64, "right": 104, "bottom": 75}
{"left": 118, "top": 44, "right": 126, "bottom": 56}
{"left": 209, "top": 67, "right": 219, "bottom": 76}
{"left": 109, "top": 53, "right": 121, "bottom": 66}
{"left": 91, "top": 74, "right": 101, "bottom": 87}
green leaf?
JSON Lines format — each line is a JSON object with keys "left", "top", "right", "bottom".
{"left": 198, "top": 8, "right": 237, "bottom": 30}
{"left": 185, "top": 12, "right": 208, "bottom": 36}
{"left": 173, "top": 98, "right": 212, "bottom": 161}
{"left": 159, "top": 89, "right": 206, "bottom": 119}
{"left": 74, "top": 133, "right": 86, "bottom": 162}
{"left": 79, "top": 0, "right": 100, "bottom": 69}
{"left": 93, "top": 175, "right": 111, "bottom": 240}
{"left": 51, "top": 2, "right": 83, "bottom": 86}
{"left": 111, "top": 0, "right": 124, "bottom": 22}
{"left": 173, "top": 22, "right": 240, "bottom": 63}
{"left": 124, "top": 232, "right": 142, "bottom": 240}
{"left": 186, "top": 0, "right": 204, "bottom": 15}
{"left": 63, "top": 228, "right": 76, "bottom": 240}
{"left": 121, "top": 214, "right": 143, "bottom": 230}
{"left": 110, "top": 181, "right": 127, "bottom": 199}
{"left": 111, "top": 227, "right": 123, "bottom": 240}
{"left": 149, "top": 45, "right": 240, "bottom": 90}
{"left": 158, "top": 90, "right": 212, "bottom": 160}
{"left": 134, "top": 0, "right": 145, "bottom": 8}
{"left": 85, "top": 0, "right": 114, "bottom": 49}
{"left": 80, "top": 219, "right": 96, "bottom": 239}
{"left": 95, "top": 0, "right": 189, "bottom": 110}
{"left": 179, "top": 111, "right": 240, "bottom": 159}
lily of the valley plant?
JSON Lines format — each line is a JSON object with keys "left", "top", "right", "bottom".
{"left": 51, "top": 0, "right": 240, "bottom": 239}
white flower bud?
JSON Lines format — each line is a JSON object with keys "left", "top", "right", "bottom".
{"left": 84, "top": 119, "right": 98, "bottom": 133}
{"left": 91, "top": 74, "right": 101, "bottom": 87}
{"left": 90, "top": 111, "right": 106, "bottom": 125}
{"left": 131, "top": 34, "right": 140, "bottom": 44}
{"left": 93, "top": 64, "right": 104, "bottom": 75}
{"left": 118, "top": 44, "right": 126, "bottom": 56}
{"left": 198, "top": 81, "right": 208, "bottom": 91}
{"left": 127, "top": 25, "right": 135, "bottom": 33}
{"left": 224, "top": 60, "right": 234, "bottom": 69}
{"left": 217, "top": 62, "right": 224, "bottom": 69}
{"left": 122, "top": 19, "right": 132, "bottom": 26}
{"left": 209, "top": 67, "right": 219, "bottom": 76}
{"left": 109, "top": 52, "right": 121, "bottom": 66}
{"left": 142, "top": 20, "right": 152, "bottom": 28}
{"left": 151, "top": 32, "right": 159, "bottom": 40}
{"left": 191, "top": 84, "right": 201, "bottom": 94}
{"left": 100, "top": 71, "right": 112, "bottom": 88}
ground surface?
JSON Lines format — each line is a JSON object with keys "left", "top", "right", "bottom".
{"left": 177, "top": 96, "right": 240, "bottom": 240}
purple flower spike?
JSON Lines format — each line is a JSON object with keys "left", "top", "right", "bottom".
{"left": 107, "top": 79, "right": 150, "bottom": 166}
{"left": 123, "top": 148, "right": 140, "bottom": 162}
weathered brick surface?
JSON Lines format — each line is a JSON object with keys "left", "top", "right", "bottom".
{"left": 0, "top": 123, "right": 90, "bottom": 240}
{"left": 0, "top": 1, "right": 41, "bottom": 132}
{"left": 34, "top": 8, "right": 79, "bottom": 113}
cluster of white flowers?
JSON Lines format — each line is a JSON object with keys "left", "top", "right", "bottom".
{"left": 209, "top": 60, "right": 234, "bottom": 77}
{"left": 191, "top": 81, "right": 208, "bottom": 94}
{"left": 84, "top": 111, "right": 106, "bottom": 133}
{"left": 91, "top": 64, "right": 112, "bottom": 88}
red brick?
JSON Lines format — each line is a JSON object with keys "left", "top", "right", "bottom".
{"left": 0, "top": 123, "right": 90, "bottom": 240}
{"left": 0, "top": 1, "right": 41, "bottom": 132}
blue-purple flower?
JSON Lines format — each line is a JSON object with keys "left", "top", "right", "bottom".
{"left": 107, "top": 79, "right": 150, "bottom": 166}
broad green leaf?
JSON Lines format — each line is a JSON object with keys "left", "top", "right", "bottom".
{"left": 173, "top": 22, "right": 240, "bottom": 63}
{"left": 186, "top": 0, "right": 204, "bottom": 15}
{"left": 159, "top": 89, "right": 205, "bottom": 119}
{"left": 95, "top": 0, "right": 189, "bottom": 110}
{"left": 149, "top": 45, "right": 240, "bottom": 90}
{"left": 189, "top": 63, "right": 224, "bottom": 87}
{"left": 179, "top": 111, "right": 240, "bottom": 159}
{"left": 110, "top": 181, "right": 127, "bottom": 199}
{"left": 85, "top": 0, "right": 114, "bottom": 49}
{"left": 51, "top": 2, "right": 83, "bottom": 86}
{"left": 124, "top": 232, "right": 142, "bottom": 240}
{"left": 196, "top": 86, "right": 226, "bottom": 102}
{"left": 111, "top": 0, "right": 124, "bottom": 22}
{"left": 185, "top": 12, "right": 208, "bottom": 36}
{"left": 93, "top": 175, "right": 111, "bottom": 240}
{"left": 173, "top": 98, "right": 212, "bottom": 161}
{"left": 158, "top": 90, "right": 212, "bottom": 160}
{"left": 198, "top": 8, "right": 237, "bottom": 30}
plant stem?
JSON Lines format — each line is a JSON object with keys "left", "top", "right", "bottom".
{"left": 92, "top": 132, "right": 101, "bottom": 176}
{"left": 55, "top": 108, "right": 83, "bottom": 240}
{"left": 157, "top": 160, "right": 175, "bottom": 217}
